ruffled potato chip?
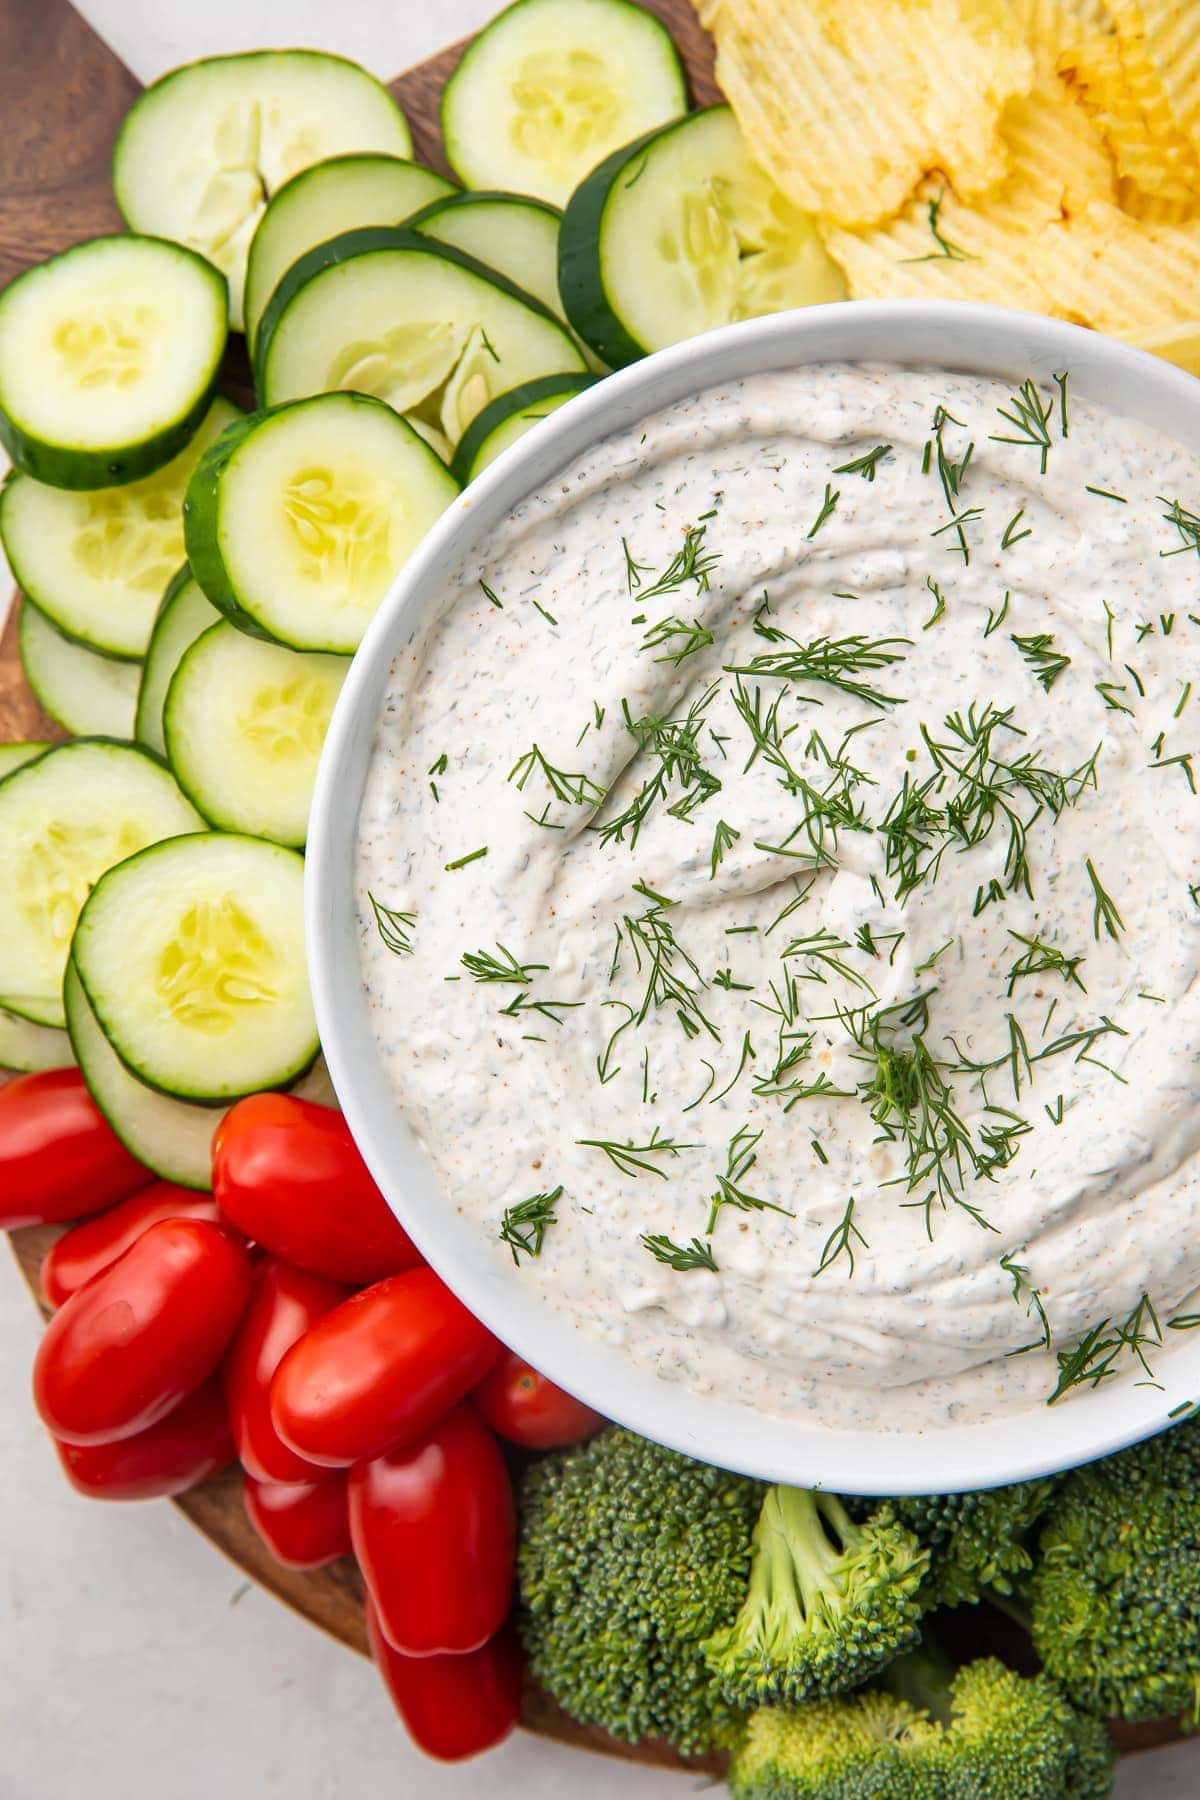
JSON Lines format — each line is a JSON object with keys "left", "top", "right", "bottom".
{"left": 1131, "top": 321, "right": 1200, "bottom": 376}
{"left": 1062, "top": 16, "right": 1200, "bottom": 204}
{"left": 1106, "top": 0, "right": 1200, "bottom": 156}
{"left": 696, "top": 0, "right": 1034, "bottom": 228}
{"left": 822, "top": 73, "right": 1115, "bottom": 313}
{"left": 1041, "top": 198, "right": 1200, "bottom": 335}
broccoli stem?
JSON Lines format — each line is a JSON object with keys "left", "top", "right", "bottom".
{"left": 747, "top": 1489, "right": 860, "bottom": 1643}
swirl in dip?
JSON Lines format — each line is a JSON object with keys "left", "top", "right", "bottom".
{"left": 356, "top": 362, "right": 1200, "bottom": 1432}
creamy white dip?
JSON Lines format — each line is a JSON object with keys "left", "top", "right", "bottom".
{"left": 356, "top": 363, "right": 1200, "bottom": 1433}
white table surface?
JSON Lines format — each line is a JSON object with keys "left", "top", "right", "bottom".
{"left": 0, "top": 5, "right": 1195, "bottom": 1795}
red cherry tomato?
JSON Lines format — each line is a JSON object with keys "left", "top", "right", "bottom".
{"left": 223, "top": 1260, "right": 348, "bottom": 1482}
{"left": 473, "top": 1349, "right": 605, "bottom": 1450}
{"left": 212, "top": 1094, "right": 421, "bottom": 1284}
{"left": 243, "top": 1472, "right": 352, "bottom": 1569}
{"left": 42, "top": 1183, "right": 234, "bottom": 1308}
{"left": 270, "top": 1266, "right": 500, "bottom": 1468}
{"left": 33, "top": 1218, "right": 252, "bottom": 1446}
{"left": 52, "top": 1377, "right": 234, "bottom": 1500}
{"left": 367, "top": 1602, "right": 522, "bottom": 1762}
{"left": 349, "top": 1402, "right": 515, "bottom": 1656}
{"left": 0, "top": 1069, "right": 150, "bottom": 1229}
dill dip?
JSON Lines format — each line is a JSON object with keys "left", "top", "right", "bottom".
{"left": 355, "top": 363, "right": 1200, "bottom": 1433}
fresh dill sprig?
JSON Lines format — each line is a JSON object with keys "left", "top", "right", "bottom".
{"left": 710, "top": 818, "right": 740, "bottom": 877}
{"left": 577, "top": 1127, "right": 697, "bottom": 1179}
{"left": 706, "top": 1124, "right": 794, "bottom": 1233}
{"left": 445, "top": 845, "right": 488, "bottom": 871}
{"left": 807, "top": 483, "right": 839, "bottom": 538}
{"left": 624, "top": 522, "right": 720, "bottom": 601}
{"left": 499, "top": 1186, "right": 562, "bottom": 1264}
{"left": 923, "top": 577, "right": 947, "bottom": 628}
{"left": 1001, "top": 1248, "right": 1053, "bottom": 1352}
{"left": 497, "top": 990, "right": 582, "bottom": 1026}
{"left": 509, "top": 743, "right": 605, "bottom": 807}
{"left": 1000, "top": 509, "right": 1032, "bottom": 550}
{"left": 990, "top": 378, "right": 1055, "bottom": 474}
{"left": 1085, "top": 859, "right": 1124, "bottom": 940}
{"left": 903, "top": 188, "right": 973, "bottom": 264}
{"left": 782, "top": 929, "right": 877, "bottom": 994}
{"left": 832, "top": 443, "right": 893, "bottom": 481}
{"left": 367, "top": 893, "right": 416, "bottom": 956}
{"left": 614, "top": 897, "right": 721, "bottom": 1042}
{"left": 724, "top": 632, "right": 911, "bottom": 709}
{"left": 815, "top": 1198, "right": 868, "bottom": 1277}
{"left": 1005, "top": 931, "right": 1086, "bottom": 996}
{"left": 640, "top": 615, "right": 715, "bottom": 664}
{"left": 1158, "top": 494, "right": 1200, "bottom": 558}
{"left": 462, "top": 943, "right": 548, "bottom": 984}
{"left": 597, "top": 684, "right": 721, "bottom": 849}
{"left": 1048, "top": 1293, "right": 1163, "bottom": 1403}
{"left": 641, "top": 1233, "right": 717, "bottom": 1272}
{"left": 1011, "top": 632, "right": 1071, "bottom": 692}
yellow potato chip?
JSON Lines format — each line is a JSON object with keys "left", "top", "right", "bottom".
{"left": 1106, "top": 0, "right": 1200, "bottom": 155}
{"left": 697, "top": 0, "right": 1034, "bottom": 228}
{"left": 1041, "top": 198, "right": 1200, "bottom": 336}
{"left": 1010, "top": 0, "right": 1112, "bottom": 77}
{"left": 1062, "top": 16, "right": 1200, "bottom": 203}
{"left": 1131, "top": 321, "right": 1200, "bottom": 376}
{"left": 821, "top": 73, "right": 1115, "bottom": 312}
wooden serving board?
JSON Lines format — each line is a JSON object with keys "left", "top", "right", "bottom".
{"left": 0, "top": 0, "right": 1188, "bottom": 1774}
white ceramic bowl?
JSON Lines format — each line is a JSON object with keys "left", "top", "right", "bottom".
{"left": 309, "top": 300, "right": 1200, "bottom": 1495}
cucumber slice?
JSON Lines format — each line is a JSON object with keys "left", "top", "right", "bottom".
{"left": 0, "top": 236, "right": 227, "bottom": 488}
{"left": 560, "top": 106, "right": 847, "bottom": 368}
{"left": 411, "top": 191, "right": 564, "bottom": 320}
{"left": 0, "top": 397, "right": 239, "bottom": 660}
{"left": 135, "top": 568, "right": 222, "bottom": 756}
{"left": 0, "top": 742, "right": 51, "bottom": 781}
{"left": 0, "top": 740, "right": 202, "bottom": 1027}
{"left": 64, "top": 959, "right": 334, "bottom": 1188}
{"left": 183, "top": 393, "right": 458, "bottom": 653}
{"left": 450, "top": 372, "right": 594, "bottom": 482}
{"left": 19, "top": 602, "right": 142, "bottom": 739}
{"left": 256, "top": 228, "right": 587, "bottom": 455}
{"left": 244, "top": 154, "right": 456, "bottom": 355}
{"left": 441, "top": 0, "right": 687, "bottom": 206}
{"left": 164, "top": 623, "right": 348, "bottom": 847}
{"left": 113, "top": 51, "right": 413, "bottom": 330}
{"left": 0, "top": 1003, "right": 73, "bottom": 1073}
{"left": 73, "top": 832, "right": 315, "bottom": 1102}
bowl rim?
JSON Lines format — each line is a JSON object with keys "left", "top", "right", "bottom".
{"left": 308, "top": 298, "right": 1200, "bottom": 1495}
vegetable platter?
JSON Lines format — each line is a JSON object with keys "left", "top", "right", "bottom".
{"left": 0, "top": 0, "right": 1195, "bottom": 1782}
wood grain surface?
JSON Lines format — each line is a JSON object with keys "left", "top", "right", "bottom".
{"left": 0, "top": 0, "right": 1187, "bottom": 1773}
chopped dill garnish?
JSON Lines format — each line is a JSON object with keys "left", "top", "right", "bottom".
{"left": 806, "top": 483, "right": 840, "bottom": 538}
{"left": 1049, "top": 1293, "right": 1163, "bottom": 1402}
{"left": 445, "top": 845, "right": 488, "bottom": 871}
{"left": 1001, "top": 1249, "right": 1052, "bottom": 1353}
{"left": 509, "top": 743, "right": 605, "bottom": 808}
{"left": 990, "top": 378, "right": 1055, "bottom": 473}
{"left": 902, "top": 188, "right": 973, "bottom": 264}
{"left": 499, "top": 1187, "right": 562, "bottom": 1264}
{"left": 706, "top": 1123, "right": 793, "bottom": 1232}
{"left": 710, "top": 818, "right": 740, "bottom": 877}
{"left": 1085, "top": 859, "right": 1124, "bottom": 940}
{"left": 1005, "top": 931, "right": 1086, "bottom": 996}
{"left": 1000, "top": 509, "right": 1032, "bottom": 550}
{"left": 641, "top": 1233, "right": 717, "bottom": 1272}
{"left": 640, "top": 615, "right": 715, "bottom": 664}
{"left": 983, "top": 590, "right": 1010, "bottom": 637}
{"left": 462, "top": 943, "right": 548, "bottom": 984}
{"left": 1011, "top": 632, "right": 1071, "bottom": 692}
{"left": 479, "top": 580, "right": 503, "bottom": 608}
{"left": 832, "top": 443, "right": 893, "bottom": 481}
{"left": 923, "top": 576, "right": 947, "bottom": 629}
{"left": 814, "top": 1198, "right": 868, "bottom": 1277}
{"left": 724, "top": 632, "right": 911, "bottom": 709}
{"left": 367, "top": 893, "right": 415, "bottom": 956}
{"left": 577, "top": 1127, "right": 697, "bottom": 1179}
{"left": 1085, "top": 485, "right": 1127, "bottom": 504}
{"left": 1158, "top": 494, "right": 1200, "bottom": 558}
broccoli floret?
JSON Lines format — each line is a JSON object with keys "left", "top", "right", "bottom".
{"left": 1066, "top": 1713, "right": 1118, "bottom": 1800}
{"left": 702, "top": 1487, "right": 929, "bottom": 1706}
{"left": 885, "top": 1478, "right": 1060, "bottom": 1608}
{"left": 516, "top": 1427, "right": 763, "bottom": 1754}
{"left": 729, "top": 1649, "right": 1114, "bottom": 1800}
{"left": 729, "top": 1689, "right": 942, "bottom": 1799}
{"left": 1030, "top": 1421, "right": 1200, "bottom": 1725}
